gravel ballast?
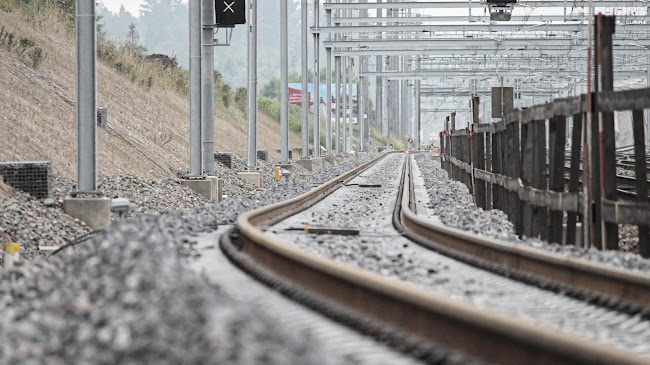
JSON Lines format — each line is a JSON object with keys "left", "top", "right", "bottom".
{"left": 413, "top": 154, "right": 650, "bottom": 272}
{"left": 0, "top": 154, "right": 385, "bottom": 364}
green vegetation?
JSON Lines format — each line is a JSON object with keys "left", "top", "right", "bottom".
{"left": 258, "top": 96, "right": 327, "bottom": 146}
{"left": 0, "top": 24, "right": 45, "bottom": 69}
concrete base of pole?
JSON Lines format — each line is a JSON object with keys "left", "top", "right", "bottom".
{"left": 181, "top": 179, "right": 214, "bottom": 200}
{"left": 276, "top": 163, "right": 294, "bottom": 172}
{"left": 324, "top": 155, "right": 337, "bottom": 165}
{"left": 238, "top": 171, "right": 264, "bottom": 188}
{"left": 291, "top": 148, "right": 302, "bottom": 160}
{"left": 295, "top": 158, "right": 314, "bottom": 172}
{"left": 206, "top": 176, "right": 223, "bottom": 202}
{"left": 336, "top": 156, "right": 344, "bottom": 163}
{"left": 312, "top": 156, "right": 325, "bottom": 168}
{"left": 63, "top": 197, "right": 110, "bottom": 230}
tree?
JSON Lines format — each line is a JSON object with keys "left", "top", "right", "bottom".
{"left": 261, "top": 77, "right": 280, "bottom": 100}
{"left": 125, "top": 23, "right": 145, "bottom": 54}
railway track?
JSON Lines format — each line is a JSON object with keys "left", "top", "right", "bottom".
{"left": 222, "top": 152, "right": 650, "bottom": 364}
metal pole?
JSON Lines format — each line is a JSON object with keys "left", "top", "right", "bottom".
{"left": 247, "top": 0, "right": 258, "bottom": 168}
{"left": 202, "top": 0, "right": 215, "bottom": 174}
{"left": 342, "top": 56, "right": 347, "bottom": 153}
{"left": 348, "top": 56, "right": 353, "bottom": 152}
{"left": 358, "top": 0, "right": 366, "bottom": 152}
{"left": 335, "top": 56, "right": 341, "bottom": 155}
{"left": 647, "top": 53, "right": 650, "bottom": 148}
{"left": 416, "top": 79, "right": 420, "bottom": 150}
{"left": 384, "top": 77, "right": 389, "bottom": 149}
{"left": 583, "top": 0, "right": 594, "bottom": 248}
{"left": 189, "top": 0, "right": 202, "bottom": 175}
{"left": 301, "top": 0, "right": 309, "bottom": 159}
{"left": 75, "top": 0, "right": 97, "bottom": 192}
{"left": 326, "top": 8, "right": 332, "bottom": 155}
{"left": 359, "top": 66, "right": 365, "bottom": 151}
{"left": 313, "top": 0, "right": 320, "bottom": 156}
{"left": 280, "top": 0, "right": 289, "bottom": 163}
{"left": 376, "top": 0, "right": 383, "bottom": 148}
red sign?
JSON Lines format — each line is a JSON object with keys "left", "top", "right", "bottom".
{"left": 289, "top": 87, "right": 311, "bottom": 107}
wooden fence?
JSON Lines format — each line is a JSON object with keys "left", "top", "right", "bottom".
{"left": 439, "top": 15, "right": 649, "bottom": 256}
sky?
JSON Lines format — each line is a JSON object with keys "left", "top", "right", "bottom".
{"left": 100, "top": 0, "right": 188, "bottom": 17}
{"left": 100, "top": 0, "right": 145, "bottom": 16}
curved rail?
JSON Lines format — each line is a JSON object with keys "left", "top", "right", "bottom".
{"left": 231, "top": 152, "right": 646, "bottom": 365}
{"left": 401, "top": 155, "right": 650, "bottom": 310}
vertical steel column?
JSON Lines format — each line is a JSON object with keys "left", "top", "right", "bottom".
{"left": 301, "top": 0, "right": 309, "bottom": 158}
{"left": 202, "top": 0, "right": 215, "bottom": 173}
{"left": 313, "top": 0, "right": 320, "bottom": 156}
{"left": 335, "top": 56, "right": 341, "bottom": 155}
{"left": 342, "top": 56, "right": 347, "bottom": 153}
{"left": 358, "top": 0, "right": 367, "bottom": 152}
{"left": 359, "top": 65, "right": 365, "bottom": 151}
{"left": 75, "top": 0, "right": 98, "bottom": 192}
{"left": 189, "top": 0, "right": 202, "bottom": 175}
{"left": 246, "top": 0, "right": 258, "bottom": 168}
{"left": 415, "top": 79, "right": 420, "bottom": 150}
{"left": 280, "top": 0, "right": 289, "bottom": 163}
{"left": 384, "top": 77, "right": 389, "bottom": 149}
{"left": 325, "top": 8, "right": 332, "bottom": 155}
{"left": 334, "top": 0, "right": 341, "bottom": 156}
{"left": 647, "top": 54, "right": 650, "bottom": 148}
{"left": 348, "top": 56, "right": 353, "bottom": 152}
{"left": 375, "top": 1, "right": 383, "bottom": 148}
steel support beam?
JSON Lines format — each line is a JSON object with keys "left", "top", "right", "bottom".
{"left": 202, "top": 0, "right": 215, "bottom": 173}
{"left": 189, "top": 0, "right": 202, "bottom": 175}
{"left": 246, "top": 0, "right": 258, "bottom": 168}
{"left": 313, "top": 0, "right": 320, "bottom": 156}
{"left": 280, "top": 0, "right": 289, "bottom": 163}
{"left": 301, "top": 0, "right": 309, "bottom": 158}
{"left": 323, "top": 1, "right": 644, "bottom": 10}
{"left": 314, "top": 23, "right": 650, "bottom": 34}
{"left": 75, "top": 0, "right": 98, "bottom": 192}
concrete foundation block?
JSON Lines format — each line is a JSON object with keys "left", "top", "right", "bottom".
{"left": 324, "top": 155, "right": 337, "bottom": 165}
{"left": 294, "top": 158, "right": 313, "bottom": 172}
{"left": 312, "top": 157, "right": 324, "bottom": 168}
{"left": 217, "top": 179, "right": 224, "bottom": 201}
{"left": 63, "top": 197, "right": 110, "bottom": 230}
{"left": 206, "top": 176, "right": 222, "bottom": 202}
{"left": 238, "top": 171, "right": 263, "bottom": 188}
{"left": 181, "top": 179, "right": 213, "bottom": 200}
{"left": 336, "top": 156, "right": 344, "bottom": 163}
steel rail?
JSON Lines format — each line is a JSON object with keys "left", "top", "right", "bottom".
{"left": 401, "top": 155, "right": 650, "bottom": 309}
{"left": 233, "top": 152, "right": 646, "bottom": 365}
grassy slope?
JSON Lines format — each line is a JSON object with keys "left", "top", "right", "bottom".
{"left": 0, "top": 4, "right": 302, "bottom": 180}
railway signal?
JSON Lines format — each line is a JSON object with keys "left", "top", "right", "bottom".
{"left": 215, "top": 0, "right": 246, "bottom": 27}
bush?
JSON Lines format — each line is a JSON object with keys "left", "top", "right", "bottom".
{"left": 235, "top": 87, "right": 247, "bottom": 111}
{"left": 17, "top": 37, "right": 35, "bottom": 56}
{"left": 27, "top": 46, "right": 44, "bottom": 68}
{"left": 222, "top": 93, "right": 232, "bottom": 108}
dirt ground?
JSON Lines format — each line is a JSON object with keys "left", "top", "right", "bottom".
{"left": 0, "top": 8, "right": 302, "bottom": 181}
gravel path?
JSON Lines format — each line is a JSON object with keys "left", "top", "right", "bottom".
{"left": 1, "top": 154, "right": 401, "bottom": 364}
{"left": 269, "top": 153, "right": 650, "bottom": 357}
{"left": 413, "top": 154, "right": 650, "bottom": 273}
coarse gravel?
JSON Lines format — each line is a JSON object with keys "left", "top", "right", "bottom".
{"left": 0, "top": 154, "right": 382, "bottom": 364}
{"left": 413, "top": 153, "right": 650, "bottom": 273}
